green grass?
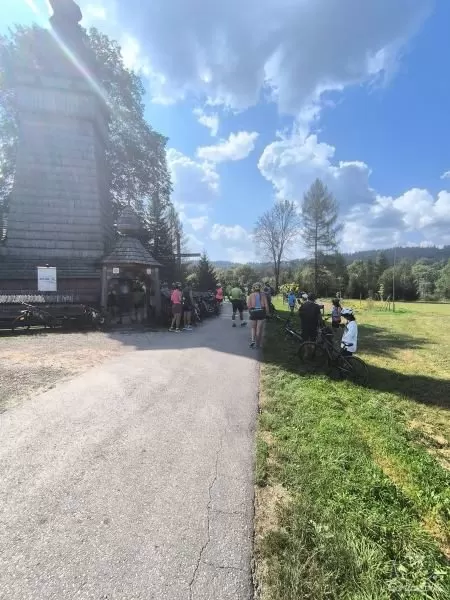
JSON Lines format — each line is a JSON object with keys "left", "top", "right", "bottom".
{"left": 255, "top": 299, "right": 450, "bottom": 600}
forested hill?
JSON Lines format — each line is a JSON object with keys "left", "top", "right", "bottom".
{"left": 342, "top": 245, "right": 450, "bottom": 264}
{"left": 214, "top": 246, "right": 450, "bottom": 268}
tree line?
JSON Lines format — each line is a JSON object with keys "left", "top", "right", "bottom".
{"left": 251, "top": 178, "right": 450, "bottom": 301}
{"left": 0, "top": 24, "right": 184, "bottom": 282}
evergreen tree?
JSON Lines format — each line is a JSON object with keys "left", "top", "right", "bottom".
{"left": 145, "top": 193, "right": 173, "bottom": 259}
{"left": 301, "top": 179, "right": 342, "bottom": 293}
{"left": 375, "top": 252, "right": 389, "bottom": 281}
{"left": 435, "top": 260, "right": 450, "bottom": 299}
{"left": 196, "top": 252, "right": 218, "bottom": 290}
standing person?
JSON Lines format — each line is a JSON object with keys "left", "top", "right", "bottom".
{"left": 331, "top": 297, "right": 342, "bottom": 336}
{"left": 340, "top": 308, "right": 358, "bottom": 355}
{"left": 299, "top": 293, "right": 322, "bottom": 341}
{"left": 182, "top": 282, "right": 194, "bottom": 331}
{"left": 169, "top": 283, "right": 183, "bottom": 332}
{"left": 247, "top": 282, "right": 269, "bottom": 349}
{"left": 287, "top": 289, "right": 297, "bottom": 315}
{"left": 229, "top": 284, "right": 247, "bottom": 327}
{"left": 215, "top": 283, "right": 224, "bottom": 308}
{"left": 264, "top": 281, "right": 276, "bottom": 316}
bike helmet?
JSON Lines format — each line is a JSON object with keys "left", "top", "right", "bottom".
{"left": 341, "top": 308, "right": 354, "bottom": 317}
{"left": 253, "top": 282, "right": 261, "bottom": 291}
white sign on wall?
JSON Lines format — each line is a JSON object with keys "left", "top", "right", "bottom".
{"left": 37, "top": 267, "right": 57, "bottom": 292}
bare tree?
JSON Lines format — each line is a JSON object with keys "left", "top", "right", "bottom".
{"left": 254, "top": 200, "right": 301, "bottom": 291}
{"left": 301, "top": 179, "right": 342, "bottom": 293}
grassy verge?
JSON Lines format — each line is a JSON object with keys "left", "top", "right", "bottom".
{"left": 255, "top": 300, "right": 450, "bottom": 600}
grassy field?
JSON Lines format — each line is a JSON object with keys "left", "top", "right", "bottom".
{"left": 255, "top": 300, "right": 450, "bottom": 600}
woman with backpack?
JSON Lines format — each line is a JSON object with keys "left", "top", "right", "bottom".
{"left": 247, "top": 282, "right": 269, "bottom": 349}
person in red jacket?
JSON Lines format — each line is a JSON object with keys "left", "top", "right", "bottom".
{"left": 169, "top": 283, "right": 183, "bottom": 332}
{"left": 215, "top": 283, "right": 224, "bottom": 305}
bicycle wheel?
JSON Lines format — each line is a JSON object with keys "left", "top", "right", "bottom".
{"left": 11, "top": 315, "right": 31, "bottom": 332}
{"left": 298, "top": 342, "right": 327, "bottom": 370}
{"left": 340, "top": 356, "right": 368, "bottom": 385}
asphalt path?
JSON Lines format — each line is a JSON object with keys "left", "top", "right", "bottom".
{"left": 0, "top": 304, "right": 259, "bottom": 599}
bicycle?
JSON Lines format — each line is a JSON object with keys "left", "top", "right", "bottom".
{"left": 11, "top": 302, "right": 58, "bottom": 332}
{"left": 298, "top": 324, "right": 368, "bottom": 385}
{"left": 274, "top": 314, "right": 304, "bottom": 345}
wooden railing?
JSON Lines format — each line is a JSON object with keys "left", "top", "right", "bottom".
{"left": 0, "top": 291, "right": 82, "bottom": 304}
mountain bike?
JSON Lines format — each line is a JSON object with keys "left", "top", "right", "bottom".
{"left": 274, "top": 314, "right": 304, "bottom": 344}
{"left": 298, "top": 324, "right": 368, "bottom": 385}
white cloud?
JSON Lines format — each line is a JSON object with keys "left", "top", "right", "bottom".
{"left": 194, "top": 108, "right": 219, "bottom": 137}
{"left": 197, "top": 131, "right": 259, "bottom": 163}
{"left": 441, "top": 170, "right": 450, "bottom": 180}
{"left": 167, "top": 148, "right": 219, "bottom": 206}
{"left": 258, "top": 126, "right": 450, "bottom": 251}
{"left": 90, "top": 0, "right": 431, "bottom": 114}
{"left": 187, "top": 215, "right": 209, "bottom": 231}
{"left": 210, "top": 224, "right": 249, "bottom": 242}
{"left": 259, "top": 129, "right": 375, "bottom": 208}
{"left": 84, "top": 3, "right": 107, "bottom": 20}
{"left": 209, "top": 224, "right": 255, "bottom": 262}
{"left": 185, "top": 233, "right": 204, "bottom": 253}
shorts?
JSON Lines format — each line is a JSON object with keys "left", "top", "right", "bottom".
{"left": 172, "top": 304, "right": 182, "bottom": 316}
{"left": 183, "top": 303, "right": 193, "bottom": 313}
{"left": 231, "top": 300, "right": 244, "bottom": 314}
{"left": 249, "top": 308, "right": 266, "bottom": 321}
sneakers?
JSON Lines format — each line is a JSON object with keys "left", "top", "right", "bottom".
{"left": 250, "top": 341, "right": 256, "bottom": 348}
{"left": 169, "top": 328, "right": 175, "bottom": 332}
{"left": 183, "top": 326, "right": 193, "bottom": 331}
{"left": 241, "top": 321, "right": 247, "bottom": 327}
{"left": 175, "top": 328, "right": 181, "bottom": 333}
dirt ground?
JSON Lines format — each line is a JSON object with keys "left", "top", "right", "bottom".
{"left": 0, "top": 330, "right": 135, "bottom": 412}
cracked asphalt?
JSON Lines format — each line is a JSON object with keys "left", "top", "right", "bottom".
{"left": 0, "top": 305, "right": 259, "bottom": 599}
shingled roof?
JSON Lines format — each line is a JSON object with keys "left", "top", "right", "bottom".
{"left": 103, "top": 235, "right": 161, "bottom": 267}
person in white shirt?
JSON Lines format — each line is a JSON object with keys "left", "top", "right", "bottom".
{"left": 340, "top": 308, "right": 358, "bottom": 355}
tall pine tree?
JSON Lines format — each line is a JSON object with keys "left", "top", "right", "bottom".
{"left": 196, "top": 252, "right": 217, "bottom": 290}
{"left": 301, "top": 179, "right": 342, "bottom": 293}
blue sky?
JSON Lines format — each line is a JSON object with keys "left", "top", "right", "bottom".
{"left": 2, "top": 0, "right": 450, "bottom": 261}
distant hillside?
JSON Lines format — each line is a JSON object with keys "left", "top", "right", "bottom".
{"left": 213, "top": 246, "right": 450, "bottom": 268}
{"left": 342, "top": 245, "right": 450, "bottom": 264}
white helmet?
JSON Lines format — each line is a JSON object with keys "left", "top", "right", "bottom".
{"left": 341, "top": 308, "right": 354, "bottom": 317}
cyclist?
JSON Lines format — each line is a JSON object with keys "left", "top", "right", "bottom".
{"left": 287, "top": 289, "right": 297, "bottom": 315}
{"left": 248, "top": 282, "right": 269, "bottom": 349}
{"left": 263, "top": 281, "right": 275, "bottom": 315}
{"left": 169, "top": 283, "right": 183, "bottom": 332}
{"left": 182, "top": 282, "right": 194, "bottom": 331}
{"left": 341, "top": 308, "right": 358, "bottom": 355}
{"left": 331, "top": 297, "right": 342, "bottom": 328}
{"left": 299, "top": 293, "right": 322, "bottom": 341}
{"left": 229, "top": 284, "right": 247, "bottom": 327}
{"left": 215, "top": 283, "right": 224, "bottom": 307}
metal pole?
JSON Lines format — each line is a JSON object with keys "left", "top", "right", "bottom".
{"left": 392, "top": 246, "right": 396, "bottom": 312}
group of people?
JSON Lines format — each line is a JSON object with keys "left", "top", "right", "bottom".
{"left": 168, "top": 282, "right": 224, "bottom": 332}
{"left": 167, "top": 280, "right": 358, "bottom": 355}
{"left": 292, "top": 292, "right": 358, "bottom": 355}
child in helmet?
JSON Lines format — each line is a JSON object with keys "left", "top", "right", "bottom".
{"left": 340, "top": 308, "right": 358, "bottom": 355}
